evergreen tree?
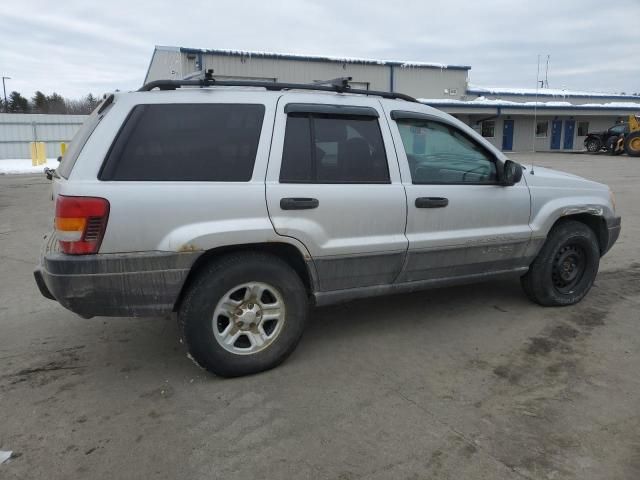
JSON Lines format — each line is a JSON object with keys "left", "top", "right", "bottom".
{"left": 85, "top": 93, "right": 100, "bottom": 112}
{"left": 46, "top": 92, "right": 66, "bottom": 114}
{"left": 32, "top": 91, "right": 48, "bottom": 113}
{"left": 8, "top": 91, "right": 29, "bottom": 113}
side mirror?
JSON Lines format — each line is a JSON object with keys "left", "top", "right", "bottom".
{"left": 502, "top": 160, "right": 523, "bottom": 186}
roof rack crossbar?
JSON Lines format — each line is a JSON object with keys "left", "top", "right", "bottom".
{"left": 137, "top": 78, "right": 418, "bottom": 103}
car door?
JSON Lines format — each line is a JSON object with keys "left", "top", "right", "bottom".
{"left": 385, "top": 109, "right": 532, "bottom": 283}
{"left": 265, "top": 94, "right": 408, "bottom": 291}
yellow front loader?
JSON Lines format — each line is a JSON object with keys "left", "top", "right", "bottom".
{"left": 625, "top": 115, "right": 640, "bottom": 157}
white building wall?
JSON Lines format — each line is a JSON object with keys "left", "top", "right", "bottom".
{"left": 145, "top": 47, "right": 470, "bottom": 100}
{"left": 201, "top": 54, "right": 392, "bottom": 91}
{"left": 459, "top": 112, "right": 630, "bottom": 153}
{"left": 145, "top": 47, "right": 183, "bottom": 83}
{"left": 393, "top": 66, "right": 467, "bottom": 99}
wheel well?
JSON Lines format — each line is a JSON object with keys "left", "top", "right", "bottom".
{"left": 553, "top": 213, "right": 607, "bottom": 255}
{"left": 174, "top": 242, "right": 314, "bottom": 311}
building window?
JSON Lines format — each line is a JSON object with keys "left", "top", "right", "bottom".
{"left": 481, "top": 120, "right": 495, "bottom": 138}
{"left": 577, "top": 121, "right": 589, "bottom": 136}
{"left": 536, "top": 121, "right": 548, "bottom": 138}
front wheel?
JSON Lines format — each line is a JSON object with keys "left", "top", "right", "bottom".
{"left": 521, "top": 220, "right": 600, "bottom": 306}
{"left": 178, "top": 252, "right": 309, "bottom": 377}
{"left": 625, "top": 131, "right": 640, "bottom": 157}
{"left": 585, "top": 138, "right": 601, "bottom": 153}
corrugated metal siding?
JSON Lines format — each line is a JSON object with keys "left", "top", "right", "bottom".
{"left": 201, "top": 54, "right": 392, "bottom": 91}
{"left": 145, "top": 50, "right": 470, "bottom": 99}
{"left": 394, "top": 66, "right": 468, "bottom": 99}
{"left": 0, "top": 113, "right": 87, "bottom": 159}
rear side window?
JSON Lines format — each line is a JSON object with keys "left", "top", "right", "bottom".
{"left": 100, "top": 103, "right": 265, "bottom": 181}
{"left": 58, "top": 95, "right": 113, "bottom": 178}
{"left": 280, "top": 113, "right": 389, "bottom": 184}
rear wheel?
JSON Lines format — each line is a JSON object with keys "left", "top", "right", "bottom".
{"left": 178, "top": 252, "right": 309, "bottom": 377}
{"left": 521, "top": 220, "right": 600, "bottom": 306}
{"left": 625, "top": 131, "right": 640, "bottom": 157}
{"left": 585, "top": 138, "right": 601, "bottom": 153}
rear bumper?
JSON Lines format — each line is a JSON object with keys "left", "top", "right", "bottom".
{"left": 603, "top": 216, "right": 621, "bottom": 256}
{"left": 35, "top": 244, "right": 199, "bottom": 318}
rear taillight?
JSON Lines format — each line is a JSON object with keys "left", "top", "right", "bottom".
{"left": 55, "top": 195, "right": 110, "bottom": 254}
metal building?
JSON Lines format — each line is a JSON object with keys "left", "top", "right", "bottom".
{"left": 424, "top": 87, "right": 640, "bottom": 152}
{"left": 144, "top": 46, "right": 471, "bottom": 100}
{"left": 0, "top": 113, "right": 87, "bottom": 159}
{"left": 144, "top": 45, "right": 640, "bottom": 153}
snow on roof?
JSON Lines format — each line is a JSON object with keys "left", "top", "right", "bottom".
{"left": 467, "top": 84, "right": 640, "bottom": 99}
{"left": 419, "top": 96, "right": 640, "bottom": 110}
{"left": 157, "top": 46, "right": 471, "bottom": 70}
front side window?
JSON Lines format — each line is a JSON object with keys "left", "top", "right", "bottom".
{"left": 577, "top": 121, "right": 589, "bottom": 136}
{"left": 481, "top": 120, "right": 495, "bottom": 138}
{"left": 396, "top": 118, "right": 497, "bottom": 184}
{"left": 536, "top": 121, "right": 548, "bottom": 137}
{"left": 100, "top": 103, "right": 265, "bottom": 181}
{"left": 280, "top": 113, "right": 389, "bottom": 184}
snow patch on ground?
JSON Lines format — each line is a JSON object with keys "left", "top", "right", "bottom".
{"left": 0, "top": 159, "right": 59, "bottom": 175}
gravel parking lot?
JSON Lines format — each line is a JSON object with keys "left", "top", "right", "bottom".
{"left": 1, "top": 152, "right": 638, "bottom": 480}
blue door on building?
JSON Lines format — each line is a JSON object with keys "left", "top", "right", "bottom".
{"left": 502, "top": 119, "right": 514, "bottom": 151}
{"left": 563, "top": 120, "right": 575, "bottom": 150}
{"left": 551, "top": 119, "right": 562, "bottom": 149}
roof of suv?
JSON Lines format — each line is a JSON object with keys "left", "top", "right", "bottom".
{"left": 118, "top": 86, "right": 446, "bottom": 122}
{"left": 138, "top": 78, "right": 420, "bottom": 103}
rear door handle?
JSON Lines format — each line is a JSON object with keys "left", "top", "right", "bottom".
{"left": 415, "top": 197, "right": 449, "bottom": 208}
{"left": 280, "top": 197, "right": 320, "bottom": 210}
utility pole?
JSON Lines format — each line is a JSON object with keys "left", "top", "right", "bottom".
{"left": 2, "top": 76, "right": 10, "bottom": 112}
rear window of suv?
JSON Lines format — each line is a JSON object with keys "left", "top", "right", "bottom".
{"left": 99, "top": 103, "right": 265, "bottom": 181}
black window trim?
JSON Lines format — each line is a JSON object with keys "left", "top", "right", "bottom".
{"left": 279, "top": 112, "right": 391, "bottom": 185}
{"left": 391, "top": 110, "right": 504, "bottom": 186}
{"left": 285, "top": 103, "right": 379, "bottom": 118}
{"left": 98, "top": 102, "right": 266, "bottom": 182}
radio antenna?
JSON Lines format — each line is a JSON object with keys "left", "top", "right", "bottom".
{"left": 531, "top": 54, "right": 541, "bottom": 174}
{"left": 544, "top": 54, "right": 550, "bottom": 88}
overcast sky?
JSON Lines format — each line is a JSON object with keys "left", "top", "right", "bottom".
{"left": 1, "top": 0, "right": 639, "bottom": 99}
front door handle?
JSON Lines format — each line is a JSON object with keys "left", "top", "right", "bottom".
{"left": 280, "top": 197, "right": 320, "bottom": 210}
{"left": 415, "top": 197, "right": 449, "bottom": 208}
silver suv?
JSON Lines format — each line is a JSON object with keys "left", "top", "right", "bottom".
{"left": 34, "top": 78, "right": 621, "bottom": 377}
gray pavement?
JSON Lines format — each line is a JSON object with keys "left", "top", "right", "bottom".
{"left": 1, "top": 152, "right": 639, "bottom": 479}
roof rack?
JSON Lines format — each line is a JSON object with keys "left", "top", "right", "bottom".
{"left": 138, "top": 74, "right": 418, "bottom": 103}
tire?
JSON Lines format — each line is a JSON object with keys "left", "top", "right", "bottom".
{"left": 625, "top": 131, "right": 640, "bottom": 157}
{"left": 521, "top": 220, "right": 600, "bottom": 307}
{"left": 178, "top": 252, "right": 309, "bottom": 377}
{"left": 585, "top": 138, "right": 601, "bottom": 153}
